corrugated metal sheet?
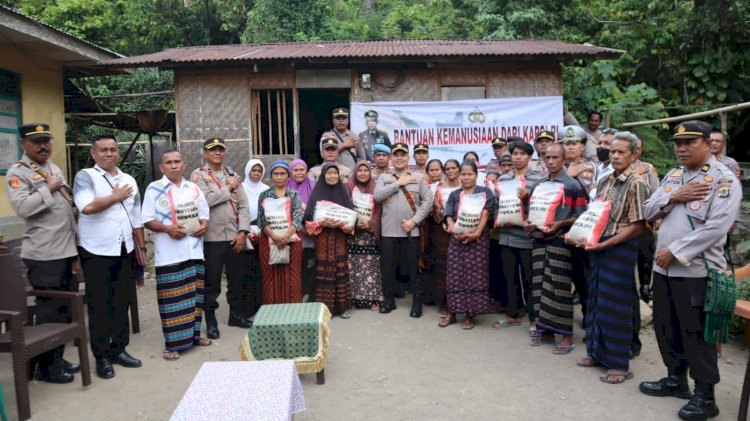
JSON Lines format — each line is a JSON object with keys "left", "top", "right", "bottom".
{"left": 101, "top": 39, "right": 622, "bottom": 67}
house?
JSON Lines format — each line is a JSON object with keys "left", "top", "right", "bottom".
{"left": 0, "top": 5, "right": 121, "bottom": 240}
{"left": 101, "top": 39, "right": 621, "bottom": 176}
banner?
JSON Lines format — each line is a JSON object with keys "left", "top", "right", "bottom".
{"left": 351, "top": 97, "right": 562, "bottom": 166}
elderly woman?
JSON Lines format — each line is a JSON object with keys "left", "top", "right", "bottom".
{"left": 346, "top": 161, "right": 383, "bottom": 310}
{"left": 241, "top": 159, "right": 269, "bottom": 315}
{"left": 428, "top": 159, "right": 461, "bottom": 314}
{"left": 257, "top": 160, "right": 304, "bottom": 304}
{"left": 440, "top": 160, "right": 495, "bottom": 330}
{"left": 287, "top": 159, "right": 316, "bottom": 300}
{"left": 305, "top": 163, "right": 354, "bottom": 318}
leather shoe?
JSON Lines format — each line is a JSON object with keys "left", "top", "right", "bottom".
{"left": 205, "top": 311, "right": 220, "bottom": 339}
{"left": 111, "top": 351, "right": 142, "bottom": 368}
{"left": 678, "top": 384, "right": 719, "bottom": 420}
{"left": 409, "top": 296, "right": 422, "bottom": 318}
{"left": 96, "top": 358, "right": 115, "bottom": 379}
{"left": 629, "top": 347, "right": 641, "bottom": 360}
{"left": 61, "top": 358, "right": 81, "bottom": 373}
{"left": 35, "top": 365, "right": 74, "bottom": 384}
{"left": 639, "top": 375, "right": 692, "bottom": 399}
{"left": 379, "top": 301, "right": 392, "bottom": 314}
{"left": 228, "top": 312, "right": 253, "bottom": 328}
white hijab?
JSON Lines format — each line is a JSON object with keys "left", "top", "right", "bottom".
{"left": 242, "top": 159, "right": 269, "bottom": 221}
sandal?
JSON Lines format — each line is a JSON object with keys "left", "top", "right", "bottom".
{"left": 600, "top": 370, "right": 633, "bottom": 384}
{"left": 529, "top": 326, "right": 542, "bottom": 338}
{"left": 552, "top": 343, "right": 576, "bottom": 355}
{"left": 529, "top": 335, "right": 554, "bottom": 346}
{"left": 492, "top": 318, "right": 522, "bottom": 330}
{"left": 462, "top": 318, "right": 476, "bottom": 330}
{"left": 438, "top": 315, "right": 456, "bottom": 328}
{"left": 195, "top": 338, "right": 212, "bottom": 346}
{"left": 576, "top": 357, "right": 602, "bottom": 367}
{"left": 340, "top": 311, "right": 352, "bottom": 319}
{"left": 162, "top": 351, "right": 180, "bottom": 361}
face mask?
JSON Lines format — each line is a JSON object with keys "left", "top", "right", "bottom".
{"left": 596, "top": 147, "right": 610, "bottom": 162}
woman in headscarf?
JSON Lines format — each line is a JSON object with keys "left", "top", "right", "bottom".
{"left": 240, "top": 159, "right": 270, "bottom": 314}
{"left": 346, "top": 161, "right": 383, "bottom": 311}
{"left": 287, "top": 159, "right": 316, "bottom": 300}
{"left": 305, "top": 163, "right": 354, "bottom": 318}
{"left": 440, "top": 160, "right": 495, "bottom": 330}
{"left": 257, "top": 160, "right": 304, "bottom": 304}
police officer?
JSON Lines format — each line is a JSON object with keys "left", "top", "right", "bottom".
{"left": 561, "top": 125, "right": 597, "bottom": 194}
{"left": 309, "top": 138, "right": 353, "bottom": 183}
{"left": 191, "top": 137, "right": 252, "bottom": 339}
{"left": 485, "top": 137, "right": 508, "bottom": 175}
{"left": 371, "top": 143, "right": 391, "bottom": 180}
{"left": 373, "top": 143, "right": 434, "bottom": 317}
{"left": 358, "top": 110, "right": 391, "bottom": 162}
{"left": 412, "top": 143, "right": 429, "bottom": 174}
{"left": 640, "top": 120, "right": 741, "bottom": 420}
{"left": 530, "top": 130, "right": 554, "bottom": 175}
{"left": 6, "top": 123, "right": 80, "bottom": 383}
{"left": 320, "top": 107, "right": 366, "bottom": 171}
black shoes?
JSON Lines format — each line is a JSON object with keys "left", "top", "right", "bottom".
{"left": 95, "top": 358, "right": 114, "bottom": 379}
{"left": 60, "top": 358, "right": 81, "bottom": 373}
{"left": 34, "top": 365, "right": 74, "bottom": 384}
{"left": 205, "top": 311, "right": 220, "bottom": 339}
{"left": 379, "top": 297, "right": 396, "bottom": 314}
{"left": 678, "top": 383, "right": 719, "bottom": 420}
{"left": 639, "top": 375, "right": 692, "bottom": 399}
{"left": 228, "top": 312, "right": 253, "bottom": 328}
{"left": 409, "top": 295, "right": 422, "bottom": 318}
{"left": 111, "top": 351, "right": 142, "bottom": 368}
{"left": 629, "top": 347, "right": 641, "bottom": 360}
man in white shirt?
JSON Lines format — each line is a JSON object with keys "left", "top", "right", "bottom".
{"left": 142, "top": 149, "right": 210, "bottom": 360}
{"left": 73, "top": 134, "right": 145, "bottom": 379}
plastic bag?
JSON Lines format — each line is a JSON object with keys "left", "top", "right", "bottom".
{"left": 567, "top": 200, "right": 612, "bottom": 245}
{"left": 306, "top": 200, "right": 358, "bottom": 235}
{"left": 528, "top": 182, "right": 565, "bottom": 232}
{"left": 268, "top": 240, "right": 290, "bottom": 265}
{"left": 261, "top": 197, "right": 300, "bottom": 241}
{"left": 244, "top": 225, "right": 262, "bottom": 251}
{"left": 448, "top": 192, "right": 486, "bottom": 235}
{"left": 352, "top": 187, "right": 374, "bottom": 223}
{"left": 494, "top": 176, "right": 526, "bottom": 227}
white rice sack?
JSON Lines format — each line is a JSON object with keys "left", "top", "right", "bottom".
{"left": 436, "top": 187, "right": 460, "bottom": 209}
{"left": 494, "top": 176, "right": 527, "bottom": 227}
{"left": 449, "top": 192, "right": 486, "bottom": 235}
{"left": 312, "top": 200, "right": 358, "bottom": 232}
{"left": 528, "top": 182, "right": 565, "bottom": 232}
{"left": 567, "top": 200, "right": 612, "bottom": 246}
{"left": 352, "top": 186, "right": 374, "bottom": 223}
{"left": 261, "top": 197, "right": 299, "bottom": 241}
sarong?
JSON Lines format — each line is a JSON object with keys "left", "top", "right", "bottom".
{"left": 584, "top": 238, "right": 638, "bottom": 371}
{"left": 445, "top": 228, "right": 490, "bottom": 314}
{"left": 259, "top": 233, "right": 303, "bottom": 304}
{"left": 155, "top": 259, "right": 205, "bottom": 352}
{"left": 314, "top": 228, "right": 352, "bottom": 315}
{"left": 533, "top": 237, "right": 574, "bottom": 336}
{"left": 347, "top": 230, "right": 382, "bottom": 307}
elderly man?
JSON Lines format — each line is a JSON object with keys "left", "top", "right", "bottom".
{"left": 371, "top": 143, "right": 392, "bottom": 179}
{"left": 320, "top": 107, "right": 366, "bottom": 171}
{"left": 191, "top": 137, "right": 252, "bottom": 340}
{"left": 74, "top": 133, "right": 144, "bottom": 379}
{"left": 709, "top": 131, "right": 741, "bottom": 179}
{"left": 309, "top": 138, "right": 353, "bottom": 183}
{"left": 571, "top": 131, "right": 648, "bottom": 384}
{"left": 358, "top": 110, "right": 391, "bottom": 162}
{"left": 640, "top": 120, "right": 741, "bottom": 420}
{"left": 143, "top": 149, "right": 211, "bottom": 360}
{"left": 373, "top": 143, "right": 434, "bottom": 317}
{"left": 6, "top": 123, "right": 79, "bottom": 383}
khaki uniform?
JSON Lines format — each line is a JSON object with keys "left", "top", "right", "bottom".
{"left": 567, "top": 158, "right": 597, "bottom": 194}
{"left": 190, "top": 166, "right": 250, "bottom": 241}
{"left": 358, "top": 129, "right": 391, "bottom": 162}
{"left": 320, "top": 129, "right": 366, "bottom": 171}
{"left": 633, "top": 159, "right": 660, "bottom": 196}
{"left": 718, "top": 154, "right": 740, "bottom": 179}
{"left": 528, "top": 159, "right": 547, "bottom": 175}
{"left": 6, "top": 155, "right": 77, "bottom": 260}
{"left": 373, "top": 171, "right": 434, "bottom": 238}
{"left": 308, "top": 163, "right": 352, "bottom": 184}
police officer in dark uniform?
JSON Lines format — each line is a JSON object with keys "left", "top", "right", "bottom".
{"left": 5, "top": 123, "right": 80, "bottom": 383}
{"left": 640, "top": 120, "right": 741, "bottom": 420}
{"left": 358, "top": 110, "right": 391, "bottom": 162}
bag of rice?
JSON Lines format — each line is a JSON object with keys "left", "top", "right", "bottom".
{"left": 567, "top": 199, "right": 612, "bottom": 246}
{"left": 306, "top": 200, "right": 358, "bottom": 236}
{"left": 352, "top": 186, "right": 374, "bottom": 223}
{"left": 436, "top": 186, "right": 460, "bottom": 209}
{"left": 448, "top": 192, "right": 486, "bottom": 235}
{"left": 528, "top": 182, "right": 565, "bottom": 232}
{"left": 261, "top": 197, "right": 300, "bottom": 241}
{"left": 494, "top": 176, "right": 527, "bottom": 227}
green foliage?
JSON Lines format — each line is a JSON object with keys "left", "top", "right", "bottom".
{"left": 730, "top": 278, "right": 750, "bottom": 334}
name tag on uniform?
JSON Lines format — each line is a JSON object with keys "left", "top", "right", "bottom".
{"left": 384, "top": 177, "right": 395, "bottom": 183}
{"left": 204, "top": 176, "right": 213, "bottom": 181}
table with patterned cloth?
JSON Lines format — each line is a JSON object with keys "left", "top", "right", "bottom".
{"left": 169, "top": 360, "right": 305, "bottom": 421}
{"left": 240, "top": 302, "right": 331, "bottom": 384}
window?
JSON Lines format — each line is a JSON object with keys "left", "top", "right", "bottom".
{"left": 0, "top": 69, "right": 21, "bottom": 174}
{"left": 251, "top": 89, "right": 294, "bottom": 155}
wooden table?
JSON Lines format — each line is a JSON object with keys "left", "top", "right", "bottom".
{"left": 736, "top": 300, "right": 750, "bottom": 421}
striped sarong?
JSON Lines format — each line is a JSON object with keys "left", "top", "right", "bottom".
{"left": 532, "top": 237, "right": 574, "bottom": 336}
{"left": 584, "top": 238, "right": 638, "bottom": 371}
{"left": 156, "top": 260, "right": 205, "bottom": 352}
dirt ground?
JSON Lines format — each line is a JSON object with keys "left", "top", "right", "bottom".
{"left": 1, "top": 280, "right": 748, "bottom": 421}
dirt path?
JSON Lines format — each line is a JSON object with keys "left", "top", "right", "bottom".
{"left": 1, "top": 281, "right": 747, "bottom": 420}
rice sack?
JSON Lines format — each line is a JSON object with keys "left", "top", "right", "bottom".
{"left": 567, "top": 200, "right": 612, "bottom": 246}
{"left": 436, "top": 187, "right": 460, "bottom": 209}
{"left": 494, "top": 176, "right": 527, "bottom": 227}
{"left": 351, "top": 186, "right": 374, "bottom": 223}
{"left": 261, "top": 197, "right": 300, "bottom": 241}
{"left": 449, "top": 192, "right": 486, "bottom": 235}
{"left": 528, "top": 182, "right": 565, "bottom": 232}
{"left": 306, "top": 200, "right": 358, "bottom": 235}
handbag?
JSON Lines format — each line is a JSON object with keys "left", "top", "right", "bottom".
{"left": 268, "top": 240, "right": 290, "bottom": 265}
{"left": 686, "top": 215, "right": 736, "bottom": 344}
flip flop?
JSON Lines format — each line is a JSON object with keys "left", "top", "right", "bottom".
{"left": 438, "top": 317, "right": 456, "bottom": 328}
{"left": 529, "top": 336, "right": 554, "bottom": 346}
{"left": 552, "top": 343, "right": 576, "bottom": 355}
{"left": 340, "top": 311, "right": 352, "bottom": 319}
{"left": 492, "top": 319, "right": 522, "bottom": 330}
{"left": 576, "top": 357, "right": 602, "bottom": 367}
{"left": 194, "top": 338, "right": 212, "bottom": 346}
{"left": 162, "top": 351, "right": 180, "bottom": 361}
{"left": 600, "top": 371, "right": 634, "bottom": 384}
{"left": 529, "top": 326, "right": 542, "bottom": 338}
{"left": 462, "top": 319, "right": 476, "bottom": 330}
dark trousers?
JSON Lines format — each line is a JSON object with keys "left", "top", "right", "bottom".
{"left": 489, "top": 241, "right": 507, "bottom": 305}
{"left": 23, "top": 257, "right": 76, "bottom": 369}
{"left": 240, "top": 248, "right": 262, "bottom": 316}
{"left": 501, "top": 246, "right": 533, "bottom": 320}
{"left": 571, "top": 247, "right": 589, "bottom": 318}
{"left": 301, "top": 247, "right": 316, "bottom": 299}
{"left": 79, "top": 246, "right": 132, "bottom": 360}
{"left": 203, "top": 241, "right": 246, "bottom": 315}
{"left": 380, "top": 237, "right": 421, "bottom": 299}
{"left": 652, "top": 272, "right": 719, "bottom": 384}
{"left": 633, "top": 230, "right": 655, "bottom": 351}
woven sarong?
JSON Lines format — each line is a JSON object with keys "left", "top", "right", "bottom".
{"left": 314, "top": 228, "right": 352, "bottom": 315}
{"left": 533, "top": 237, "right": 574, "bottom": 336}
{"left": 584, "top": 239, "right": 638, "bottom": 371}
{"left": 156, "top": 260, "right": 205, "bottom": 352}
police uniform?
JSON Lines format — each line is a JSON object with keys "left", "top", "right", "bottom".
{"left": 485, "top": 137, "right": 508, "bottom": 175}
{"left": 358, "top": 110, "right": 391, "bottom": 162}
{"left": 373, "top": 143, "right": 434, "bottom": 315}
{"left": 641, "top": 121, "right": 742, "bottom": 418}
{"left": 530, "top": 130, "right": 553, "bottom": 175}
{"left": 411, "top": 143, "right": 429, "bottom": 174}
{"left": 6, "top": 123, "right": 78, "bottom": 381}
{"left": 191, "top": 137, "right": 252, "bottom": 336}
{"left": 321, "top": 107, "right": 366, "bottom": 171}
{"left": 567, "top": 158, "right": 597, "bottom": 194}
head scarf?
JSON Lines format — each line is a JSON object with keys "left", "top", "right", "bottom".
{"left": 346, "top": 160, "right": 381, "bottom": 239}
{"left": 286, "top": 159, "right": 314, "bottom": 205}
{"left": 304, "top": 162, "right": 353, "bottom": 221}
{"left": 242, "top": 159, "right": 269, "bottom": 221}
{"left": 269, "top": 159, "right": 289, "bottom": 175}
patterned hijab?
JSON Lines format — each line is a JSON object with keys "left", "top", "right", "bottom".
{"left": 346, "top": 160, "right": 381, "bottom": 240}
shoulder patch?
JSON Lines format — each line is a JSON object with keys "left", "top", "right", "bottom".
{"left": 717, "top": 185, "right": 731, "bottom": 198}
{"left": 8, "top": 177, "right": 20, "bottom": 189}
{"left": 670, "top": 171, "right": 681, "bottom": 178}
{"left": 191, "top": 173, "right": 199, "bottom": 182}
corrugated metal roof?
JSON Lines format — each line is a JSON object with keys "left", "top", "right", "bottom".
{"left": 101, "top": 39, "right": 622, "bottom": 67}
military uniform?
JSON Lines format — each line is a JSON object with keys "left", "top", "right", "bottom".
{"left": 359, "top": 129, "right": 391, "bottom": 162}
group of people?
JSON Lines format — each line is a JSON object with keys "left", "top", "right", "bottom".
{"left": 6, "top": 106, "right": 742, "bottom": 420}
